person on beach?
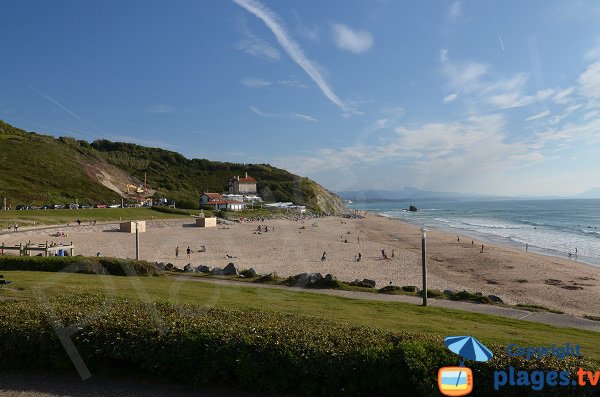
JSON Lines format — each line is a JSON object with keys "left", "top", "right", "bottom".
{"left": 457, "top": 236, "right": 460, "bottom": 242}
{"left": 175, "top": 246, "right": 179, "bottom": 258}
{"left": 526, "top": 243, "right": 528, "bottom": 252}
{"left": 358, "top": 253, "right": 361, "bottom": 262}
{"left": 14, "top": 224, "right": 18, "bottom": 232}
{"left": 76, "top": 219, "right": 81, "bottom": 226}
{"left": 186, "top": 247, "right": 191, "bottom": 259}
{"left": 321, "top": 252, "right": 327, "bottom": 261}
{"left": 391, "top": 249, "right": 395, "bottom": 258}
{"left": 481, "top": 244, "right": 484, "bottom": 253}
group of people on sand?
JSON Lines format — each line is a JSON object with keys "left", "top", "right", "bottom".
{"left": 175, "top": 246, "right": 192, "bottom": 259}
{"left": 320, "top": 249, "right": 394, "bottom": 262}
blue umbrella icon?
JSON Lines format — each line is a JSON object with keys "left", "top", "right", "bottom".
{"left": 445, "top": 336, "right": 493, "bottom": 363}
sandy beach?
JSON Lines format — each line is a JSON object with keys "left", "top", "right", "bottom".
{"left": 1, "top": 214, "right": 599, "bottom": 317}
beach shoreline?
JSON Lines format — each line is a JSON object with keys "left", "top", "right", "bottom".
{"left": 1, "top": 213, "right": 599, "bottom": 317}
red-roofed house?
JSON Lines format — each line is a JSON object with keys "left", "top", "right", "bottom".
{"left": 229, "top": 172, "right": 257, "bottom": 195}
{"left": 200, "top": 193, "right": 245, "bottom": 211}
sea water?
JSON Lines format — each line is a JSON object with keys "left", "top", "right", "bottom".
{"left": 349, "top": 199, "right": 600, "bottom": 267}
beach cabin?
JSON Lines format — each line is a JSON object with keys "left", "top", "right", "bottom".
{"left": 196, "top": 217, "right": 217, "bottom": 227}
{"left": 119, "top": 221, "right": 146, "bottom": 233}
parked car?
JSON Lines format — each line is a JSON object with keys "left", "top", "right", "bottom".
{"left": 67, "top": 203, "right": 79, "bottom": 209}
{"left": 94, "top": 204, "right": 107, "bottom": 208}
{"left": 30, "top": 206, "right": 40, "bottom": 210}
{"left": 108, "top": 204, "right": 120, "bottom": 208}
{"left": 79, "top": 204, "right": 92, "bottom": 209}
{"left": 16, "top": 204, "right": 30, "bottom": 210}
{"left": 52, "top": 204, "right": 64, "bottom": 210}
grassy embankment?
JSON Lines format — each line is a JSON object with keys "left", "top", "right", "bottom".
{"left": 0, "top": 207, "right": 203, "bottom": 230}
{"left": 1, "top": 269, "right": 599, "bottom": 362}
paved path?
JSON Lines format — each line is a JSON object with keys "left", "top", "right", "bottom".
{"left": 172, "top": 276, "right": 600, "bottom": 332}
{"left": 0, "top": 373, "right": 263, "bottom": 397}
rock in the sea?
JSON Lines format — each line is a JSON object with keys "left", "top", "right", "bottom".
{"left": 408, "top": 205, "right": 418, "bottom": 212}
{"left": 223, "top": 262, "right": 238, "bottom": 276}
{"left": 487, "top": 295, "right": 504, "bottom": 304}
{"left": 211, "top": 267, "right": 224, "bottom": 275}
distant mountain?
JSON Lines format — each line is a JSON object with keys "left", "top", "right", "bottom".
{"left": 336, "top": 187, "right": 492, "bottom": 201}
{"left": 576, "top": 187, "right": 600, "bottom": 199}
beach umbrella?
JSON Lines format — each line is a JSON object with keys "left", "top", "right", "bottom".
{"left": 444, "top": 336, "right": 493, "bottom": 362}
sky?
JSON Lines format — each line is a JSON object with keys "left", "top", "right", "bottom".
{"left": 2, "top": 0, "right": 600, "bottom": 196}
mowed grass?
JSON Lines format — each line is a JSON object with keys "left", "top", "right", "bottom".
{"left": 0, "top": 207, "right": 198, "bottom": 229}
{"left": 2, "top": 270, "right": 599, "bottom": 362}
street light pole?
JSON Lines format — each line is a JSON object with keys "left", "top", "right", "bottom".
{"left": 421, "top": 227, "right": 428, "bottom": 307}
{"left": 135, "top": 221, "right": 140, "bottom": 260}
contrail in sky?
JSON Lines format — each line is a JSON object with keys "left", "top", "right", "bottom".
{"left": 232, "top": 0, "right": 355, "bottom": 116}
{"left": 28, "top": 85, "right": 84, "bottom": 122}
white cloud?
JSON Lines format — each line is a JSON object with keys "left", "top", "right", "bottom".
{"left": 241, "top": 78, "right": 271, "bottom": 88}
{"left": 443, "top": 93, "right": 459, "bottom": 103}
{"left": 583, "top": 110, "right": 598, "bottom": 120}
{"left": 144, "top": 104, "right": 174, "bottom": 114}
{"left": 234, "top": 18, "right": 280, "bottom": 60}
{"left": 525, "top": 110, "right": 550, "bottom": 121}
{"left": 578, "top": 60, "right": 600, "bottom": 100}
{"left": 553, "top": 87, "right": 575, "bottom": 104}
{"left": 330, "top": 24, "right": 374, "bottom": 54}
{"left": 277, "top": 79, "right": 307, "bottom": 88}
{"left": 449, "top": 1, "right": 462, "bottom": 19}
{"left": 250, "top": 105, "right": 316, "bottom": 122}
{"left": 489, "top": 88, "right": 554, "bottom": 109}
{"left": 233, "top": 0, "right": 355, "bottom": 115}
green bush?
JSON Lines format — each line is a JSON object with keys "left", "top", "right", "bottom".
{"left": 0, "top": 296, "right": 595, "bottom": 396}
{"left": 0, "top": 256, "right": 160, "bottom": 276}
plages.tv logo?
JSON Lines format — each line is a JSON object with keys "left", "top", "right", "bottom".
{"left": 438, "top": 336, "right": 494, "bottom": 396}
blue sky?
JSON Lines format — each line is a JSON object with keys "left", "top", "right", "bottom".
{"left": 2, "top": 1, "right": 600, "bottom": 196}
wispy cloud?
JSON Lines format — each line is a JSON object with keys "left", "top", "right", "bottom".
{"left": 330, "top": 23, "right": 374, "bottom": 54}
{"left": 525, "top": 110, "right": 550, "bottom": 121}
{"left": 250, "top": 105, "right": 316, "bottom": 122}
{"left": 240, "top": 78, "right": 272, "bottom": 88}
{"left": 29, "top": 86, "right": 83, "bottom": 122}
{"left": 578, "top": 58, "right": 600, "bottom": 100}
{"left": 144, "top": 104, "right": 175, "bottom": 114}
{"left": 232, "top": 0, "right": 355, "bottom": 115}
{"left": 291, "top": 9, "right": 319, "bottom": 41}
{"left": 449, "top": 1, "right": 462, "bottom": 19}
{"left": 277, "top": 78, "right": 307, "bottom": 88}
{"left": 234, "top": 16, "right": 281, "bottom": 61}
{"left": 443, "top": 93, "right": 459, "bottom": 103}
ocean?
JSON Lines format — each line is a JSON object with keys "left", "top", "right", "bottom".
{"left": 348, "top": 199, "right": 600, "bottom": 267}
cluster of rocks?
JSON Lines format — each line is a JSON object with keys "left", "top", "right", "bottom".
{"left": 286, "top": 272, "right": 336, "bottom": 288}
{"left": 442, "top": 289, "right": 504, "bottom": 304}
{"left": 349, "top": 278, "right": 377, "bottom": 288}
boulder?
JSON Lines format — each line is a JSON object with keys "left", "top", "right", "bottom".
{"left": 487, "top": 295, "right": 504, "bottom": 304}
{"left": 211, "top": 267, "right": 225, "bottom": 275}
{"left": 183, "top": 264, "right": 193, "bottom": 272}
{"left": 240, "top": 268, "right": 257, "bottom": 278}
{"left": 408, "top": 205, "right": 418, "bottom": 212}
{"left": 223, "top": 262, "right": 238, "bottom": 276}
{"left": 402, "top": 285, "right": 419, "bottom": 293}
{"left": 324, "top": 274, "right": 336, "bottom": 282}
{"left": 443, "top": 289, "right": 456, "bottom": 296}
{"left": 195, "top": 265, "right": 210, "bottom": 273}
{"left": 307, "top": 272, "right": 323, "bottom": 284}
{"left": 165, "top": 263, "right": 174, "bottom": 271}
{"left": 361, "top": 278, "right": 376, "bottom": 288}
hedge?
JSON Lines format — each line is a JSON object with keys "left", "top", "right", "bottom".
{"left": 0, "top": 295, "right": 596, "bottom": 396}
{"left": 0, "top": 256, "right": 160, "bottom": 276}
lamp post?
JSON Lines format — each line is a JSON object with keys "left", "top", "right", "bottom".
{"left": 421, "top": 227, "right": 428, "bottom": 307}
{"left": 135, "top": 221, "right": 140, "bottom": 260}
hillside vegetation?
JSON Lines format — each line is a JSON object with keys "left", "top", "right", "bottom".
{"left": 0, "top": 120, "right": 346, "bottom": 212}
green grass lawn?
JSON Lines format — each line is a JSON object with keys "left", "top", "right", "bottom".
{"left": 0, "top": 207, "right": 199, "bottom": 230}
{"left": 1, "top": 270, "right": 599, "bottom": 362}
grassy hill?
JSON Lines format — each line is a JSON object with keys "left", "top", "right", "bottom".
{"left": 0, "top": 120, "right": 346, "bottom": 212}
